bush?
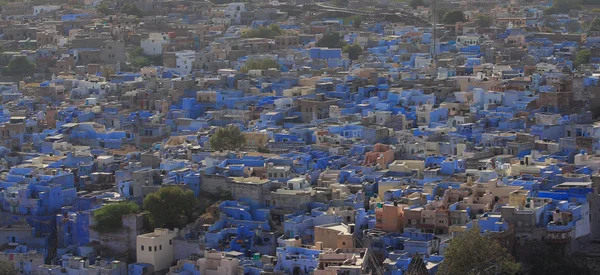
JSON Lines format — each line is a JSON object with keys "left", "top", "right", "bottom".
{"left": 240, "top": 59, "right": 280, "bottom": 73}
{"left": 242, "top": 24, "right": 284, "bottom": 39}
{"left": 93, "top": 202, "right": 139, "bottom": 233}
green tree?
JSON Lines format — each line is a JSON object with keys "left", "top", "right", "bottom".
{"left": 441, "top": 10, "right": 466, "bottom": 24}
{"left": 143, "top": 186, "right": 198, "bottom": 229}
{"left": 3, "top": 56, "right": 35, "bottom": 76}
{"left": 240, "top": 59, "right": 280, "bottom": 73}
{"left": 121, "top": 3, "right": 144, "bottom": 17}
{"left": 343, "top": 43, "right": 362, "bottom": 60}
{"left": 128, "top": 47, "right": 162, "bottom": 69}
{"left": 96, "top": 3, "right": 112, "bottom": 16}
{"left": 437, "top": 229, "right": 521, "bottom": 275}
{"left": 566, "top": 20, "right": 581, "bottom": 33}
{"left": 349, "top": 15, "right": 364, "bottom": 28}
{"left": 588, "top": 18, "right": 600, "bottom": 33}
{"left": 575, "top": 48, "right": 591, "bottom": 67}
{"left": 315, "top": 32, "right": 346, "bottom": 48}
{"left": 476, "top": 14, "right": 492, "bottom": 28}
{"left": 545, "top": 0, "right": 582, "bottom": 15}
{"left": 209, "top": 125, "right": 246, "bottom": 151}
{"left": 242, "top": 24, "right": 284, "bottom": 39}
{"left": 93, "top": 202, "right": 140, "bottom": 233}
{"left": 409, "top": 0, "right": 426, "bottom": 9}
{"left": 529, "top": 249, "right": 591, "bottom": 275}
{"left": 0, "top": 260, "right": 17, "bottom": 275}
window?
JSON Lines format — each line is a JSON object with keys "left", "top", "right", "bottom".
{"left": 159, "top": 245, "right": 162, "bottom": 250}
{"left": 148, "top": 246, "right": 152, "bottom": 251}
{"left": 154, "top": 246, "right": 157, "bottom": 251}
{"left": 141, "top": 245, "right": 144, "bottom": 251}
{"left": 342, "top": 242, "right": 346, "bottom": 245}
{"left": 169, "top": 240, "right": 172, "bottom": 245}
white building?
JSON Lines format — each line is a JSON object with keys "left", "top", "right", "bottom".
{"left": 33, "top": 5, "right": 61, "bottom": 15}
{"left": 137, "top": 228, "right": 178, "bottom": 272}
{"left": 141, "top": 33, "right": 170, "bottom": 56}
{"left": 224, "top": 3, "right": 246, "bottom": 25}
{"left": 175, "top": 51, "right": 196, "bottom": 76}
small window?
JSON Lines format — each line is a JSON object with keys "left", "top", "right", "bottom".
{"left": 169, "top": 240, "right": 172, "bottom": 245}
{"left": 148, "top": 246, "right": 152, "bottom": 251}
{"left": 154, "top": 246, "right": 157, "bottom": 251}
{"left": 342, "top": 242, "right": 346, "bottom": 245}
{"left": 141, "top": 245, "right": 144, "bottom": 251}
{"left": 159, "top": 245, "right": 162, "bottom": 250}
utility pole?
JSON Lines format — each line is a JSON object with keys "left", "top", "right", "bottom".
{"left": 431, "top": 0, "right": 437, "bottom": 60}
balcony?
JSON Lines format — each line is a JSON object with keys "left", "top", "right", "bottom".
{"left": 546, "top": 222, "right": 573, "bottom": 244}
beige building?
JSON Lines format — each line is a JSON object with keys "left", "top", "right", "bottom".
{"left": 314, "top": 248, "right": 369, "bottom": 275}
{"left": 314, "top": 223, "right": 355, "bottom": 250}
{"left": 243, "top": 131, "right": 269, "bottom": 149}
{"left": 137, "top": 228, "right": 178, "bottom": 272}
{"left": 196, "top": 250, "right": 240, "bottom": 275}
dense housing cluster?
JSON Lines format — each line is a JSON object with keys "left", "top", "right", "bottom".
{"left": 1, "top": 0, "right": 600, "bottom": 274}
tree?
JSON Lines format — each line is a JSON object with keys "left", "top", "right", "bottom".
{"left": 566, "top": 20, "right": 581, "bottom": 33}
{"left": 441, "top": 10, "right": 466, "bottom": 25}
{"left": 588, "top": 18, "right": 600, "bottom": 33}
{"left": 316, "top": 32, "right": 346, "bottom": 48}
{"left": 242, "top": 24, "right": 284, "bottom": 39}
{"left": 209, "top": 125, "right": 246, "bottom": 151}
{"left": 128, "top": 47, "right": 162, "bottom": 69}
{"left": 240, "top": 59, "right": 280, "bottom": 73}
{"left": 545, "top": 0, "right": 582, "bottom": 15}
{"left": 476, "top": 14, "right": 492, "bottom": 28}
{"left": 143, "top": 186, "right": 198, "bottom": 229}
{"left": 343, "top": 43, "right": 362, "bottom": 60}
{"left": 0, "top": 260, "right": 17, "bottom": 275}
{"left": 348, "top": 15, "right": 363, "bottom": 28}
{"left": 575, "top": 48, "right": 591, "bottom": 67}
{"left": 96, "top": 3, "right": 112, "bottom": 16}
{"left": 437, "top": 229, "right": 521, "bottom": 275}
{"left": 529, "top": 248, "right": 591, "bottom": 275}
{"left": 409, "top": 0, "right": 426, "bottom": 9}
{"left": 121, "top": 3, "right": 144, "bottom": 17}
{"left": 93, "top": 202, "right": 140, "bottom": 233}
{"left": 3, "top": 56, "right": 35, "bottom": 76}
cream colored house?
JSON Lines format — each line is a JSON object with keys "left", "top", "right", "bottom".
{"left": 137, "top": 228, "right": 178, "bottom": 272}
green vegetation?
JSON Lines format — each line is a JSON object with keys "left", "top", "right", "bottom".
{"left": 121, "top": 3, "right": 144, "bottom": 18}
{"left": 209, "top": 125, "right": 247, "bottom": 151}
{"left": 143, "top": 186, "right": 198, "bottom": 229}
{"left": 242, "top": 24, "right": 285, "bottom": 39}
{"left": 93, "top": 202, "right": 139, "bottom": 233}
{"left": 128, "top": 47, "right": 163, "bottom": 69}
{"left": 545, "top": 0, "right": 582, "bottom": 15}
{"left": 476, "top": 14, "right": 492, "bottom": 28}
{"left": 588, "top": 18, "right": 600, "bottom": 33}
{"left": 0, "top": 260, "right": 17, "bottom": 275}
{"left": 409, "top": 0, "right": 427, "bottom": 9}
{"left": 437, "top": 229, "right": 521, "bottom": 275}
{"left": 343, "top": 44, "right": 362, "bottom": 60}
{"left": 441, "top": 10, "right": 466, "bottom": 25}
{"left": 528, "top": 249, "right": 591, "bottom": 275}
{"left": 575, "top": 48, "right": 591, "bottom": 67}
{"left": 343, "top": 16, "right": 364, "bottom": 28}
{"left": 315, "top": 32, "right": 346, "bottom": 49}
{"left": 240, "top": 59, "right": 280, "bottom": 73}
{"left": 566, "top": 21, "right": 581, "bottom": 33}
{"left": 96, "top": 3, "right": 112, "bottom": 16}
{"left": 3, "top": 56, "right": 35, "bottom": 76}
